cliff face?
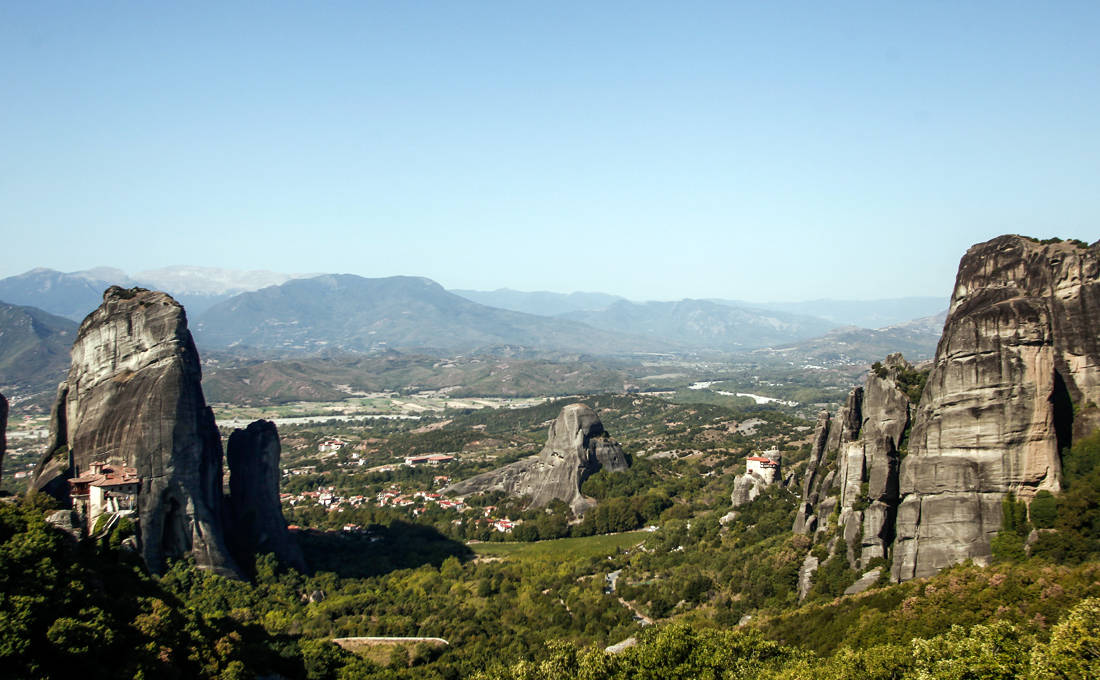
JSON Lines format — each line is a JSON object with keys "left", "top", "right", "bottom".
{"left": 443, "top": 403, "right": 628, "bottom": 515}
{"left": 795, "top": 237, "right": 1099, "bottom": 585}
{"left": 30, "top": 287, "right": 239, "bottom": 576}
{"left": 892, "top": 236, "right": 1100, "bottom": 580}
{"left": 793, "top": 356, "right": 912, "bottom": 569}
{"left": 226, "top": 420, "right": 305, "bottom": 574}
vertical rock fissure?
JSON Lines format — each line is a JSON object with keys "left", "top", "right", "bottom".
{"left": 1051, "top": 369, "right": 1074, "bottom": 457}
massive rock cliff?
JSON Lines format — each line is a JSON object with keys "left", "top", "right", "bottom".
{"left": 226, "top": 419, "right": 305, "bottom": 573}
{"left": 892, "top": 236, "right": 1100, "bottom": 580}
{"left": 443, "top": 403, "right": 628, "bottom": 515}
{"left": 796, "top": 236, "right": 1100, "bottom": 588}
{"left": 30, "top": 287, "right": 239, "bottom": 576}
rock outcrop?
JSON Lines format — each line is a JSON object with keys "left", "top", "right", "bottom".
{"left": 730, "top": 452, "right": 782, "bottom": 508}
{"left": 797, "top": 554, "right": 819, "bottom": 601}
{"left": 730, "top": 474, "right": 768, "bottom": 507}
{"left": 443, "top": 403, "right": 628, "bottom": 515}
{"left": 30, "top": 287, "right": 240, "bottom": 576}
{"left": 226, "top": 420, "right": 306, "bottom": 573}
{"left": 790, "top": 353, "right": 915, "bottom": 576}
{"left": 0, "top": 392, "right": 7, "bottom": 483}
{"left": 892, "top": 236, "right": 1100, "bottom": 580}
{"left": 795, "top": 236, "right": 1100, "bottom": 590}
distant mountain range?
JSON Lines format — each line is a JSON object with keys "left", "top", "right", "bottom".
{"left": 192, "top": 274, "right": 669, "bottom": 356}
{"left": 0, "top": 266, "right": 314, "bottom": 321}
{"left": 719, "top": 296, "right": 949, "bottom": 330}
{"left": 446, "top": 286, "right": 946, "bottom": 327}
{"left": 0, "top": 267, "right": 948, "bottom": 398}
{"left": 451, "top": 289, "right": 626, "bottom": 316}
{"left": 560, "top": 299, "right": 836, "bottom": 351}
{"left": 451, "top": 288, "right": 947, "bottom": 330}
{"left": 754, "top": 312, "right": 948, "bottom": 366}
{"left": 0, "top": 300, "right": 78, "bottom": 405}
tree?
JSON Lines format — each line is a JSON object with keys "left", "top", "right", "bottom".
{"left": 1031, "top": 597, "right": 1100, "bottom": 679}
{"left": 1029, "top": 490, "right": 1057, "bottom": 529}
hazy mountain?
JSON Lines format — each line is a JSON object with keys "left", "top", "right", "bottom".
{"left": 194, "top": 275, "right": 670, "bottom": 356}
{"left": 0, "top": 268, "right": 132, "bottom": 321}
{"left": 133, "top": 266, "right": 322, "bottom": 314}
{"left": 715, "top": 296, "right": 948, "bottom": 329}
{"left": 451, "top": 288, "right": 627, "bottom": 316}
{"left": 757, "top": 312, "right": 948, "bottom": 365}
{"left": 0, "top": 301, "right": 78, "bottom": 404}
{"left": 0, "top": 266, "right": 320, "bottom": 320}
{"left": 560, "top": 299, "right": 838, "bottom": 350}
{"left": 134, "top": 265, "right": 307, "bottom": 295}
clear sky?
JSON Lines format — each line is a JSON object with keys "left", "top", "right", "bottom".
{"left": 1, "top": 2, "right": 1097, "bottom": 302}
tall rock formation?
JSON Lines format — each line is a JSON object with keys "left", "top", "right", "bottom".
{"left": 793, "top": 387, "right": 864, "bottom": 537}
{"left": 0, "top": 392, "right": 7, "bottom": 482}
{"left": 443, "top": 403, "right": 628, "bottom": 515}
{"left": 226, "top": 419, "right": 305, "bottom": 573}
{"left": 792, "top": 356, "right": 913, "bottom": 569}
{"left": 30, "top": 287, "right": 240, "bottom": 576}
{"left": 892, "top": 236, "right": 1100, "bottom": 580}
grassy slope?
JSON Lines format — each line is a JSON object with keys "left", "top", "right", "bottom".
{"left": 471, "top": 531, "right": 650, "bottom": 560}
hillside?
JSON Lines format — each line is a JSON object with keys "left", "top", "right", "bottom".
{"left": 753, "top": 312, "right": 947, "bottom": 365}
{"left": 718, "top": 296, "right": 948, "bottom": 329}
{"left": 562, "top": 299, "right": 837, "bottom": 350}
{"left": 0, "top": 301, "right": 77, "bottom": 404}
{"left": 0, "top": 268, "right": 127, "bottom": 321}
{"left": 202, "top": 353, "right": 632, "bottom": 405}
{"left": 450, "top": 288, "right": 627, "bottom": 316}
{"left": 194, "top": 275, "right": 670, "bottom": 356}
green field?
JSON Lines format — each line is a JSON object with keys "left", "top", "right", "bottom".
{"left": 470, "top": 530, "right": 649, "bottom": 560}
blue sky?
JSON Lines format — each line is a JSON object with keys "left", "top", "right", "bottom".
{"left": 1, "top": 2, "right": 1097, "bottom": 301}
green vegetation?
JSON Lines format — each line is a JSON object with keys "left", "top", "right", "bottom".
{"left": 892, "top": 364, "right": 930, "bottom": 405}
{"left": 1028, "top": 428, "right": 1100, "bottom": 564}
{"left": 478, "top": 593, "right": 1100, "bottom": 679}
{"left": 9, "top": 384, "right": 1100, "bottom": 679}
{"left": 470, "top": 531, "right": 648, "bottom": 560}
{"left": 870, "top": 360, "right": 928, "bottom": 404}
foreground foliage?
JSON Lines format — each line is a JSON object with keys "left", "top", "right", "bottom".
{"left": 478, "top": 598, "right": 1100, "bottom": 680}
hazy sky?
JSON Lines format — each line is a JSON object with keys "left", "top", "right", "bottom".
{"left": 2, "top": 2, "right": 1097, "bottom": 301}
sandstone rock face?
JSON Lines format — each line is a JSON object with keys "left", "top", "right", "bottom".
{"left": 797, "top": 554, "right": 819, "bottom": 602}
{"left": 844, "top": 568, "right": 882, "bottom": 596}
{"left": 443, "top": 403, "right": 628, "bottom": 515}
{"left": 30, "top": 287, "right": 239, "bottom": 576}
{"left": 893, "top": 236, "right": 1100, "bottom": 581}
{"left": 226, "top": 420, "right": 305, "bottom": 573}
{"left": 730, "top": 472, "right": 769, "bottom": 507}
{"left": 793, "top": 356, "right": 913, "bottom": 569}
{"left": 0, "top": 392, "right": 7, "bottom": 482}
